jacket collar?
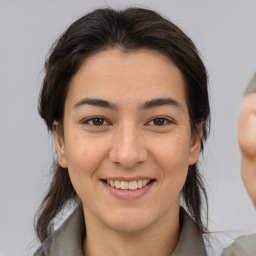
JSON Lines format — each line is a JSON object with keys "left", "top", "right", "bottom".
{"left": 172, "top": 208, "right": 206, "bottom": 255}
{"left": 45, "top": 205, "right": 206, "bottom": 256}
{"left": 50, "top": 204, "right": 85, "bottom": 256}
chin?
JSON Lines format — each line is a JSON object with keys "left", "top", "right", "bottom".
{"left": 101, "top": 209, "right": 157, "bottom": 234}
{"left": 106, "top": 219, "right": 150, "bottom": 234}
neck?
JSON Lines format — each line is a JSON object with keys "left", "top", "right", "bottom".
{"left": 82, "top": 205, "right": 180, "bottom": 256}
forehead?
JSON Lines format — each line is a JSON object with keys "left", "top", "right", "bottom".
{"left": 67, "top": 49, "right": 187, "bottom": 109}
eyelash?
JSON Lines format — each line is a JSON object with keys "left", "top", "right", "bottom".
{"left": 82, "top": 117, "right": 111, "bottom": 126}
{"left": 146, "top": 117, "right": 173, "bottom": 126}
{"left": 82, "top": 116, "right": 174, "bottom": 127}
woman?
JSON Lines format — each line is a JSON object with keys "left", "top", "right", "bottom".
{"left": 34, "top": 7, "right": 210, "bottom": 256}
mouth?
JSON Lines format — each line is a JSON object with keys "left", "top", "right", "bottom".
{"left": 101, "top": 176, "right": 156, "bottom": 200}
{"left": 101, "top": 179, "right": 156, "bottom": 191}
{"left": 101, "top": 178, "right": 156, "bottom": 200}
{"left": 102, "top": 179, "right": 155, "bottom": 190}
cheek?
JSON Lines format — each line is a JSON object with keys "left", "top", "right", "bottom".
{"left": 64, "top": 138, "right": 105, "bottom": 202}
{"left": 65, "top": 134, "right": 106, "bottom": 171}
{"left": 150, "top": 133, "right": 191, "bottom": 187}
{"left": 63, "top": 136, "right": 109, "bottom": 201}
{"left": 151, "top": 132, "right": 191, "bottom": 166}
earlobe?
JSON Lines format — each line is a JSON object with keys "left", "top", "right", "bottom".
{"left": 52, "top": 121, "right": 68, "bottom": 168}
{"left": 188, "top": 123, "right": 202, "bottom": 165}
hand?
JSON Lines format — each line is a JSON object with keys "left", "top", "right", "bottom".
{"left": 238, "top": 93, "right": 256, "bottom": 158}
{"left": 238, "top": 93, "right": 256, "bottom": 206}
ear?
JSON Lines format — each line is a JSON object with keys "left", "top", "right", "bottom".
{"left": 188, "top": 123, "right": 203, "bottom": 165}
{"left": 52, "top": 121, "right": 68, "bottom": 168}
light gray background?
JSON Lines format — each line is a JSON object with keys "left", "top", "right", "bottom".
{"left": 1, "top": 0, "right": 256, "bottom": 255}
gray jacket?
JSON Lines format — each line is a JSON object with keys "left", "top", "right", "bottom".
{"left": 221, "top": 233, "right": 256, "bottom": 256}
{"left": 34, "top": 205, "right": 207, "bottom": 256}
{"left": 245, "top": 72, "right": 256, "bottom": 94}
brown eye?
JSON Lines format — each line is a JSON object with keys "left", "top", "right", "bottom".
{"left": 92, "top": 118, "right": 105, "bottom": 125}
{"left": 146, "top": 117, "right": 173, "bottom": 126}
{"left": 153, "top": 118, "right": 166, "bottom": 125}
{"left": 146, "top": 116, "right": 175, "bottom": 126}
{"left": 83, "top": 117, "right": 109, "bottom": 126}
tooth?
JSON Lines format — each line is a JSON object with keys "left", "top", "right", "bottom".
{"left": 115, "top": 180, "right": 120, "bottom": 189}
{"left": 129, "top": 181, "right": 137, "bottom": 190}
{"left": 120, "top": 181, "right": 128, "bottom": 189}
{"left": 107, "top": 179, "right": 151, "bottom": 189}
{"left": 142, "top": 180, "right": 147, "bottom": 186}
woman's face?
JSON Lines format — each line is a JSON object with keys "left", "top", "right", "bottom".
{"left": 54, "top": 49, "right": 201, "bottom": 233}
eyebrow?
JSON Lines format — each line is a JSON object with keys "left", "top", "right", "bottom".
{"left": 73, "top": 97, "right": 183, "bottom": 111}
{"left": 140, "top": 98, "right": 183, "bottom": 111}
{"left": 73, "top": 98, "right": 118, "bottom": 110}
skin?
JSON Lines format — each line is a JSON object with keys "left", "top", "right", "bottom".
{"left": 53, "top": 49, "right": 202, "bottom": 256}
{"left": 238, "top": 93, "right": 256, "bottom": 206}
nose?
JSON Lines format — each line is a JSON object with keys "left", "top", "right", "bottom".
{"left": 109, "top": 124, "right": 148, "bottom": 169}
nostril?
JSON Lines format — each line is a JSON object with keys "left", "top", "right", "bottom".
{"left": 108, "top": 139, "right": 148, "bottom": 169}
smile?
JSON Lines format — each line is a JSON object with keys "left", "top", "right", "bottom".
{"left": 101, "top": 178, "right": 156, "bottom": 200}
{"left": 106, "top": 179, "right": 151, "bottom": 190}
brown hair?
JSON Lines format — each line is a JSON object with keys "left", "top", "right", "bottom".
{"left": 36, "top": 7, "right": 210, "bottom": 242}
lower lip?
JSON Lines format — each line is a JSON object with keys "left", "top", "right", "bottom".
{"left": 102, "top": 181, "right": 155, "bottom": 200}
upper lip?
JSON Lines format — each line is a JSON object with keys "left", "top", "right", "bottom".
{"left": 101, "top": 176, "right": 156, "bottom": 182}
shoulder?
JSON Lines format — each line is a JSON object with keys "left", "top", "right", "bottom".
{"left": 245, "top": 72, "right": 256, "bottom": 94}
{"left": 33, "top": 247, "right": 45, "bottom": 256}
{"left": 221, "top": 233, "right": 256, "bottom": 256}
{"left": 172, "top": 208, "right": 207, "bottom": 256}
{"left": 33, "top": 246, "right": 47, "bottom": 256}
{"left": 33, "top": 235, "right": 53, "bottom": 256}
{"left": 33, "top": 204, "right": 84, "bottom": 256}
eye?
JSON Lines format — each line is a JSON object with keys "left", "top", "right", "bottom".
{"left": 82, "top": 117, "right": 110, "bottom": 126}
{"left": 146, "top": 117, "right": 173, "bottom": 126}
